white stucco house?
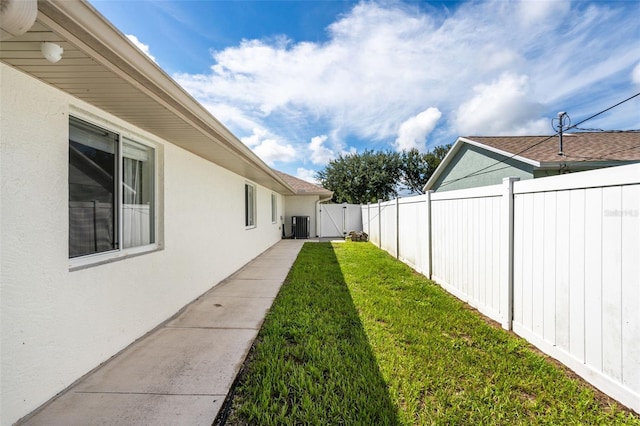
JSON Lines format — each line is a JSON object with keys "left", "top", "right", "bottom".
{"left": 0, "top": 1, "right": 328, "bottom": 424}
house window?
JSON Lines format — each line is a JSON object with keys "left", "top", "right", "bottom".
{"left": 245, "top": 183, "right": 256, "bottom": 228}
{"left": 271, "top": 193, "right": 277, "bottom": 224}
{"left": 69, "top": 117, "right": 155, "bottom": 259}
{"left": 122, "top": 138, "right": 155, "bottom": 248}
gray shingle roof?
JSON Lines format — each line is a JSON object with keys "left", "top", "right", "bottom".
{"left": 467, "top": 132, "right": 640, "bottom": 164}
{"left": 274, "top": 170, "right": 333, "bottom": 196}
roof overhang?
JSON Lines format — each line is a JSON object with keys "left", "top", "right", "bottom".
{"left": 0, "top": 0, "right": 295, "bottom": 195}
{"left": 271, "top": 170, "right": 333, "bottom": 197}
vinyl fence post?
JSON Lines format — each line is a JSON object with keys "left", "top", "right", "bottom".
{"left": 378, "top": 199, "right": 382, "bottom": 249}
{"left": 395, "top": 197, "right": 400, "bottom": 259}
{"left": 342, "top": 203, "right": 347, "bottom": 236}
{"left": 426, "top": 190, "right": 433, "bottom": 280}
{"left": 501, "top": 177, "right": 519, "bottom": 330}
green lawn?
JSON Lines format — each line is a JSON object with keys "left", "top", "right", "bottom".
{"left": 223, "top": 242, "right": 639, "bottom": 425}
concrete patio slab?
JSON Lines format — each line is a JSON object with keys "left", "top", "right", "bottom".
{"left": 257, "top": 243, "right": 306, "bottom": 257}
{"left": 233, "top": 264, "right": 294, "bottom": 280}
{"left": 23, "top": 392, "right": 222, "bottom": 426}
{"left": 75, "top": 327, "right": 257, "bottom": 395}
{"left": 167, "top": 295, "right": 275, "bottom": 329}
{"left": 18, "top": 240, "right": 306, "bottom": 426}
{"left": 204, "top": 278, "right": 283, "bottom": 298}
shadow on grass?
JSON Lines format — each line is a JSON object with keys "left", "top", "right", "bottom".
{"left": 218, "top": 242, "right": 399, "bottom": 425}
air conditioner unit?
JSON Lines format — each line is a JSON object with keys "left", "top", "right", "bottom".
{"left": 292, "top": 216, "right": 310, "bottom": 239}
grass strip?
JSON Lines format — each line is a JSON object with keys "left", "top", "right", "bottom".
{"left": 226, "top": 242, "right": 397, "bottom": 424}
{"left": 226, "top": 242, "right": 639, "bottom": 425}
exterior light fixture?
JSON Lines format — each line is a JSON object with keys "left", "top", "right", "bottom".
{"left": 0, "top": 0, "right": 38, "bottom": 41}
{"left": 41, "top": 41, "right": 63, "bottom": 63}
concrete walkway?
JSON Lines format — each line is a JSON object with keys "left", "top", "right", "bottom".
{"left": 21, "top": 240, "right": 306, "bottom": 426}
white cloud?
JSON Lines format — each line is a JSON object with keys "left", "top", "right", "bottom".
{"left": 241, "top": 128, "right": 296, "bottom": 165}
{"left": 174, "top": 2, "right": 457, "bottom": 142}
{"left": 296, "top": 168, "right": 320, "bottom": 184}
{"left": 173, "top": 0, "right": 640, "bottom": 158}
{"left": 632, "top": 62, "right": 640, "bottom": 85}
{"left": 253, "top": 140, "right": 296, "bottom": 165}
{"left": 126, "top": 35, "right": 156, "bottom": 62}
{"left": 454, "top": 73, "right": 547, "bottom": 135}
{"left": 201, "top": 102, "right": 262, "bottom": 133}
{"left": 395, "top": 108, "right": 442, "bottom": 151}
{"left": 517, "top": 0, "right": 570, "bottom": 27}
{"left": 241, "top": 127, "right": 268, "bottom": 148}
{"left": 308, "top": 135, "right": 336, "bottom": 165}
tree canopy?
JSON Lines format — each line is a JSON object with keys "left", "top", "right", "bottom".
{"left": 316, "top": 150, "right": 402, "bottom": 204}
{"left": 400, "top": 146, "right": 450, "bottom": 194}
{"left": 316, "top": 145, "right": 450, "bottom": 204}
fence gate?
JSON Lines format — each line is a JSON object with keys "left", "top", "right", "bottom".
{"left": 319, "top": 203, "right": 362, "bottom": 238}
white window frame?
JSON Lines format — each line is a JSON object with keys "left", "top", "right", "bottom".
{"left": 271, "top": 193, "right": 277, "bottom": 224}
{"left": 245, "top": 182, "right": 257, "bottom": 229}
{"left": 69, "top": 115, "right": 160, "bottom": 270}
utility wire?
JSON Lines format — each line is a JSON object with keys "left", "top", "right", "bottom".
{"left": 565, "top": 92, "right": 640, "bottom": 131}
{"left": 437, "top": 91, "right": 640, "bottom": 188}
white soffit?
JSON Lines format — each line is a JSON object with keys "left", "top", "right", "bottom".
{"left": 0, "top": 0, "right": 294, "bottom": 195}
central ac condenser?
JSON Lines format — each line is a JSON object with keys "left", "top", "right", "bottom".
{"left": 292, "top": 216, "right": 310, "bottom": 239}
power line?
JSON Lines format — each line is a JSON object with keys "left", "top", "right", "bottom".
{"left": 565, "top": 92, "right": 640, "bottom": 132}
{"left": 437, "top": 92, "right": 640, "bottom": 188}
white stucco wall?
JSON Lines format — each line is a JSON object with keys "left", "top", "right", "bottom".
{"left": 283, "top": 195, "right": 321, "bottom": 238}
{"left": 0, "top": 63, "right": 283, "bottom": 425}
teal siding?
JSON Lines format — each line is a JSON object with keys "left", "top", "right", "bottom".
{"left": 433, "top": 144, "right": 534, "bottom": 192}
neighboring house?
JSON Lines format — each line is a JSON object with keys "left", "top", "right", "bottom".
{"left": 274, "top": 171, "right": 334, "bottom": 238}
{"left": 425, "top": 133, "right": 640, "bottom": 192}
{"left": 0, "top": 2, "right": 324, "bottom": 424}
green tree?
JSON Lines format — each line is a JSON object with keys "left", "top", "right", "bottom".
{"left": 316, "top": 145, "right": 450, "bottom": 203}
{"left": 399, "top": 145, "right": 451, "bottom": 194}
{"left": 316, "top": 150, "right": 402, "bottom": 203}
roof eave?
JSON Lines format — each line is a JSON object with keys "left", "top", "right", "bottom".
{"left": 35, "top": 0, "right": 296, "bottom": 195}
{"left": 295, "top": 191, "right": 334, "bottom": 196}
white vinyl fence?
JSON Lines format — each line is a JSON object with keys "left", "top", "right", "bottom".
{"left": 319, "top": 203, "right": 362, "bottom": 237}
{"left": 362, "top": 163, "right": 640, "bottom": 413}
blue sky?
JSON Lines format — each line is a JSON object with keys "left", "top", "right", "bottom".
{"left": 89, "top": 0, "right": 640, "bottom": 183}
